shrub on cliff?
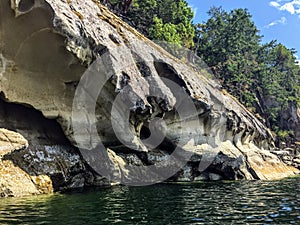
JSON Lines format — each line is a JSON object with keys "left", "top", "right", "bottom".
{"left": 103, "top": 0, "right": 195, "bottom": 48}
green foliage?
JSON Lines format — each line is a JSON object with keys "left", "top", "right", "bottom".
{"left": 127, "top": 0, "right": 195, "bottom": 47}
{"left": 195, "top": 7, "right": 261, "bottom": 107}
{"left": 195, "top": 7, "right": 300, "bottom": 139}
{"left": 105, "top": 2, "right": 300, "bottom": 141}
{"left": 149, "top": 16, "right": 182, "bottom": 46}
{"left": 258, "top": 43, "right": 300, "bottom": 132}
{"left": 277, "top": 130, "right": 294, "bottom": 139}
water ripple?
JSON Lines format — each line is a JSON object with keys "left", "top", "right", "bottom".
{"left": 0, "top": 178, "right": 299, "bottom": 224}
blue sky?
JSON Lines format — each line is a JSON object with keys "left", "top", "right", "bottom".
{"left": 187, "top": 0, "right": 300, "bottom": 60}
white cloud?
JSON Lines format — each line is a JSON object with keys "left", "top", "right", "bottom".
{"left": 281, "top": 2, "right": 296, "bottom": 13}
{"left": 265, "top": 16, "right": 287, "bottom": 28}
{"left": 269, "top": 0, "right": 300, "bottom": 15}
{"left": 189, "top": 5, "right": 198, "bottom": 18}
{"left": 270, "top": 1, "right": 281, "bottom": 7}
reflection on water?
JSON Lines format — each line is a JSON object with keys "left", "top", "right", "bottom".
{"left": 0, "top": 178, "right": 299, "bottom": 224}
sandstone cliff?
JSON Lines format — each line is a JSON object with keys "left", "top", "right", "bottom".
{"left": 0, "top": 0, "right": 298, "bottom": 196}
{"left": 0, "top": 128, "right": 52, "bottom": 197}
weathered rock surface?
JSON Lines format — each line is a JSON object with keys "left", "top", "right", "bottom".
{"left": 0, "top": 128, "right": 52, "bottom": 197}
{"left": 283, "top": 105, "right": 300, "bottom": 141}
{"left": 271, "top": 145, "right": 300, "bottom": 169}
{"left": 260, "top": 95, "right": 300, "bottom": 142}
{"left": 0, "top": 99, "right": 108, "bottom": 193}
{"left": 0, "top": 0, "right": 298, "bottom": 195}
{"left": 0, "top": 128, "right": 28, "bottom": 155}
{"left": 281, "top": 103, "right": 300, "bottom": 141}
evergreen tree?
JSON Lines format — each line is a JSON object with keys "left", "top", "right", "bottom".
{"left": 195, "top": 7, "right": 262, "bottom": 107}
{"left": 196, "top": 6, "right": 300, "bottom": 140}
{"left": 122, "top": 0, "right": 195, "bottom": 47}
{"left": 258, "top": 43, "right": 300, "bottom": 135}
{"left": 103, "top": 1, "right": 300, "bottom": 141}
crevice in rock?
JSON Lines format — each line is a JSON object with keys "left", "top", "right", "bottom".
{"left": 18, "top": 0, "right": 35, "bottom": 12}
{"left": 132, "top": 51, "right": 152, "bottom": 77}
{"left": 245, "top": 162, "right": 260, "bottom": 179}
{"left": 120, "top": 71, "right": 130, "bottom": 89}
{"left": 108, "top": 33, "right": 121, "bottom": 45}
{"left": 64, "top": 80, "right": 79, "bottom": 89}
{"left": 154, "top": 60, "right": 191, "bottom": 96}
{"left": 140, "top": 125, "right": 151, "bottom": 140}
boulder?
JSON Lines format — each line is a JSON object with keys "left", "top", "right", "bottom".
{"left": 0, "top": 128, "right": 52, "bottom": 197}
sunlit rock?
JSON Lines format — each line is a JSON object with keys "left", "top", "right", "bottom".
{"left": 0, "top": 0, "right": 298, "bottom": 196}
{"left": 0, "top": 128, "right": 52, "bottom": 197}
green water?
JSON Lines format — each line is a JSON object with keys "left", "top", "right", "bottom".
{"left": 0, "top": 178, "right": 299, "bottom": 225}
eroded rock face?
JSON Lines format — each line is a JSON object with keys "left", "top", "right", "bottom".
{"left": 282, "top": 103, "right": 300, "bottom": 141}
{"left": 0, "top": 128, "right": 52, "bottom": 197}
{"left": 0, "top": 128, "right": 28, "bottom": 155}
{"left": 0, "top": 0, "right": 298, "bottom": 194}
{"left": 261, "top": 95, "right": 300, "bottom": 142}
{"left": 0, "top": 99, "right": 108, "bottom": 192}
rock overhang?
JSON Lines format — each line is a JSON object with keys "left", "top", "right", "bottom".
{"left": 0, "top": 0, "right": 298, "bottom": 189}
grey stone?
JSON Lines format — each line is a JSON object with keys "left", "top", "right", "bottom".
{"left": 0, "top": 0, "right": 298, "bottom": 197}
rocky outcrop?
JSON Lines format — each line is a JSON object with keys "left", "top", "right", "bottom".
{"left": 0, "top": 128, "right": 52, "bottom": 197}
{"left": 281, "top": 103, "right": 300, "bottom": 141}
{"left": 271, "top": 145, "right": 300, "bottom": 170}
{"left": 0, "top": 0, "right": 298, "bottom": 195}
{"left": 0, "top": 128, "right": 28, "bottom": 155}
{"left": 0, "top": 99, "right": 108, "bottom": 193}
{"left": 261, "top": 95, "right": 300, "bottom": 142}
